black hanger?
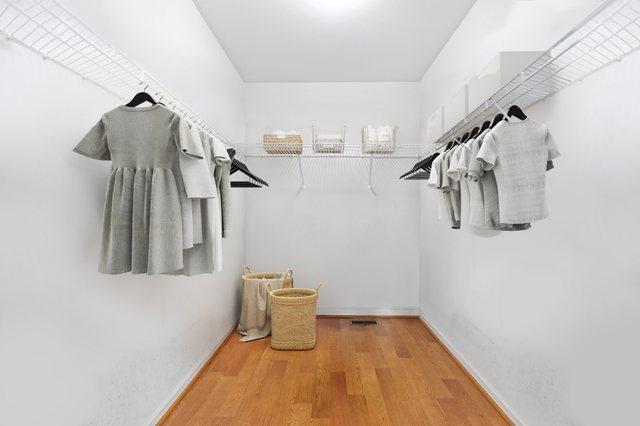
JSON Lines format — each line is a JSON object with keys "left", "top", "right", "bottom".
{"left": 460, "top": 132, "right": 471, "bottom": 143}
{"left": 400, "top": 153, "right": 437, "bottom": 179}
{"left": 490, "top": 113, "right": 505, "bottom": 128}
{"left": 231, "top": 181, "right": 263, "bottom": 188}
{"left": 230, "top": 158, "right": 269, "bottom": 187}
{"left": 468, "top": 126, "right": 480, "bottom": 140}
{"left": 125, "top": 91, "right": 157, "bottom": 107}
{"left": 507, "top": 104, "right": 527, "bottom": 120}
{"left": 479, "top": 120, "right": 491, "bottom": 133}
{"left": 405, "top": 171, "right": 430, "bottom": 180}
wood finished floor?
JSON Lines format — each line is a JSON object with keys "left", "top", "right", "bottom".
{"left": 160, "top": 318, "right": 509, "bottom": 425}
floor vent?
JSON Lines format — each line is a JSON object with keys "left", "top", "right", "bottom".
{"left": 349, "top": 319, "right": 379, "bottom": 326}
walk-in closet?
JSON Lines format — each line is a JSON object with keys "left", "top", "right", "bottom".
{"left": 1, "top": 0, "right": 639, "bottom": 424}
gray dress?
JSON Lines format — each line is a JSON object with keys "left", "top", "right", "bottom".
{"left": 74, "top": 105, "right": 209, "bottom": 274}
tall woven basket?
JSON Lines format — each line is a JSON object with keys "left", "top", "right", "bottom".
{"left": 269, "top": 284, "right": 321, "bottom": 351}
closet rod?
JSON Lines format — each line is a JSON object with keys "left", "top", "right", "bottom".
{"left": 425, "top": 0, "right": 640, "bottom": 154}
{"left": 0, "top": 0, "right": 241, "bottom": 152}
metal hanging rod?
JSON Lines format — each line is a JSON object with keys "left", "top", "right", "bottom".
{"left": 425, "top": 0, "right": 640, "bottom": 155}
{"left": 0, "top": 0, "right": 240, "bottom": 151}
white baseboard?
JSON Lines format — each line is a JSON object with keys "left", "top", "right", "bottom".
{"left": 317, "top": 306, "right": 419, "bottom": 316}
{"left": 419, "top": 311, "right": 522, "bottom": 425}
{"left": 148, "top": 322, "right": 237, "bottom": 425}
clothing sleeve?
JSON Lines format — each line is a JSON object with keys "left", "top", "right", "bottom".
{"left": 467, "top": 140, "right": 484, "bottom": 181}
{"left": 73, "top": 118, "right": 110, "bottom": 160}
{"left": 173, "top": 116, "right": 205, "bottom": 160}
{"left": 457, "top": 146, "right": 471, "bottom": 178}
{"left": 545, "top": 128, "right": 560, "bottom": 161}
{"left": 440, "top": 155, "right": 451, "bottom": 190}
{"left": 476, "top": 132, "right": 498, "bottom": 171}
{"left": 173, "top": 117, "right": 216, "bottom": 199}
{"left": 211, "top": 136, "right": 231, "bottom": 165}
{"left": 446, "top": 148, "right": 461, "bottom": 181}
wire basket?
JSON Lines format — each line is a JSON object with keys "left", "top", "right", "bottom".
{"left": 312, "top": 126, "right": 346, "bottom": 153}
{"left": 362, "top": 125, "right": 397, "bottom": 154}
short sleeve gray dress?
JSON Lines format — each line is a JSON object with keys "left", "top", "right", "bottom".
{"left": 74, "top": 104, "right": 207, "bottom": 275}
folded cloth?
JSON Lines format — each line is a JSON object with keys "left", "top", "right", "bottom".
{"left": 237, "top": 268, "right": 294, "bottom": 342}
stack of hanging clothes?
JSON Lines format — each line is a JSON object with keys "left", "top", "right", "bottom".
{"left": 425, "top": 115, "right": 560, "bottom": 232}
{"left": 73, "top": 104, "right": 232, "bottom": 275}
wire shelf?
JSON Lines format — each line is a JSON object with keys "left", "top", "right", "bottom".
{"left": 427, "top": 0, "right": 640, "bottom": 153}
{"left": 240, "top": 143, "right": 423, "bottom": 159}
{"left": 0, "top": 0, "right": 239, "bottom": 150}
{"left": 238, "top": 143, "right": 422, "bottom": 194}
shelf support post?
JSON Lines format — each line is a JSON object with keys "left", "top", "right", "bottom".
{"left": 296, "top": 156, "right": 305, "bottom": 195}
{"left": 367, "top": 154, "right": 377, "bottom": 196}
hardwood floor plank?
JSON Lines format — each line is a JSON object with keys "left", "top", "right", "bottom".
{"left": 159, "top": 318, "right": 510, "bottom": 425}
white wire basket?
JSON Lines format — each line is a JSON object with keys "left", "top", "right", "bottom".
{"left": 362, "top": 125, "right": 398, "bottom": 154}
{"left": 312, "top": 126, "right": 346, "bottom": 154}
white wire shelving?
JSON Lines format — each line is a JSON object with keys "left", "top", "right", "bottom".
{"left": 242, "top": 142, "right": 423, "bottom": 195}
{"left": 426, "top": 0, "right": 640, "bottom": 154}
{"left": 0, "top": 0, "right": 239, "bottom": 150}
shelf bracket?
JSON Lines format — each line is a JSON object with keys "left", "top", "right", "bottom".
{"left": 491, "top": 98, "right": 509, "bottom": 117}
{"left": 367, "top": 154, "right": 377, "bottom": 196}
{"left": 296, "top": 156, "right": 306, "bottom": 195}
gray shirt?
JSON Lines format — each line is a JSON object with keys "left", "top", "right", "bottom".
{"left": 477, "top": 118, "right": 560, "bottom": 223}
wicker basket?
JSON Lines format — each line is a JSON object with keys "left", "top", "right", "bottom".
{"left": 241, "top": 266, "right": 294, "bottom": 289}
{"left": 269, "top": 284, "right": 321, "bottom": 351}
{"left": 263, "top": 134, "right": 303, "bottom": 154}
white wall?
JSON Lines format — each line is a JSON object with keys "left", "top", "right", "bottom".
{"left": 418, "top": 1, "right": 640, "bottom": 424}
{"left": 0, "top": 1, "right": 245, "bottom": 425}
{"left": 244, "top": 83, "right": 421, "bottom": 315}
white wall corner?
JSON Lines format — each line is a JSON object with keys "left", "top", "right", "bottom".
{"left": 419, "top": 311, "right": 523, "bottom": 425}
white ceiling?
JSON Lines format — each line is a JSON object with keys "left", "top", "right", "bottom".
{"left": 193, "top": 0, "right": 476, "bottom": 82}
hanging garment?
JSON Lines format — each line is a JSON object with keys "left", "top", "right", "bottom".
{"left": 461, "top": 130, "right": 489, "bottom": 229}
{"left": 440, "top": 151, "right": 460, "bottom": 229}
{"left": 73, "top": 105, "right": 209, "bottom": 274}
{"left": 451, "top": 142, "right": 474, "bottom": 228}
{"left": 212, "top": 137, "right": 232, "bottom": 239}
{"left": 427, "top": 153, "right": 447, "bottom": 221}
{"left": 477, "top": 118, "right": 560, "bottom": 223}
{"left": 444, "top": 148, "right": 462, "bottom": 223}
{"left": 176, "top": 133, "right": 231, "bottom": 275}
{"left": 467, "top": 130, "right": 531, "bottom": 231}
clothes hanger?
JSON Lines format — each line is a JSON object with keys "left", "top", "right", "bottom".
{"left": 125, "top": 84, "right": 158, "bottom": 107}
{"left": 467, "top": 126, "right": 480, "bottom": 141}
{"left": 507, "top": 105, "right": 528, "bottom": 120}
{"left": 400, "top": 153, "right": 438, "bottom": 179}
{"left": 479, "top": 120, "right": 491, "bottom": 133}
{"left": 230, "top": 158, "right": 269, "bottom": 187}
{"left": 460, "top": 132, "right": 471, "bottom": 143}
{"left": 490, "top": 113, "right": 505, "bottom": 128}
{"left": 231, "top": 181, "right": 263, "bottom": 188}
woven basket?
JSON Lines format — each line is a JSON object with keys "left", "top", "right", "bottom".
{"left": 269, "top": 284, "right": 321, "bottom": 351}
{"left": 263, "top": 134, "right": 303, "bottom": 154}
{"left": 241, "top": 266, "right": 294, "bottom": 289}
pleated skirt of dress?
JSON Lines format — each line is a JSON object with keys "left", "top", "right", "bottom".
{"left": 99, "top": 167, "right": 183, "bottom": 274}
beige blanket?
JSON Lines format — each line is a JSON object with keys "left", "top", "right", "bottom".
{"left": 237, "top": 267, "right": 293, "bottom": 342}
